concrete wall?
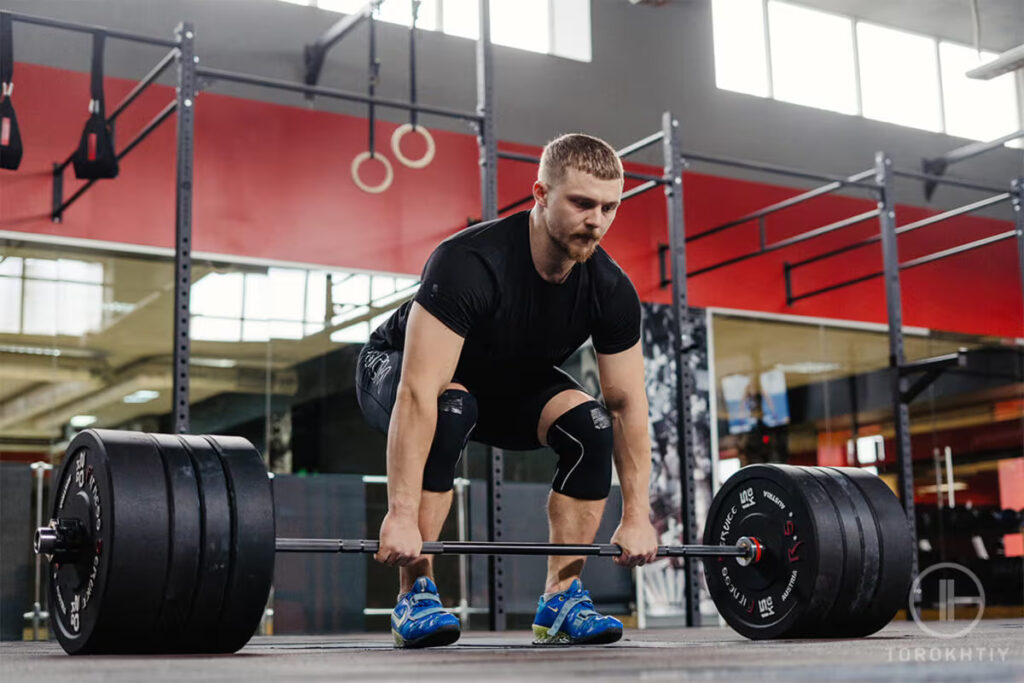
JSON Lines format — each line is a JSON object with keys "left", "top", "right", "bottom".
{"left": 4, "top": 0, "right": 1021, "bottom": 217}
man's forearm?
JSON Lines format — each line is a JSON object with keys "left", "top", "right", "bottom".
{"left": 385, "top": 385, "right": 437, "bottom": 518}
{"left": 610, "top": 404, "right": 652, "bottom": 520}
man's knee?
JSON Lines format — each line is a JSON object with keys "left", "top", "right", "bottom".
{"left": 422, "top": 389, "right": 478, "bottom": 492}
{"left": 546, "top": 400, "right": 613, "bottom": 500}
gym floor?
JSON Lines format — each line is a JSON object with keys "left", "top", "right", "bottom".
{"left": 2, "top": 620, "right": 1022, "bottom": 682}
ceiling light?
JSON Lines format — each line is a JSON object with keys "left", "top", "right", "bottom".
{"left": 190, "top": 357, "right": 238, "bottom": 368}
{"left": 70, "top": 415, "right": 97, "bottom": 428}
{"left": 774, "top": 361, "right": 841, "bottom": 374}
{"left": 123, "top": 390, "right": 160, "bottom": 404}
{"left": 966, "top": 43, "right": 1024, "bottom": 80}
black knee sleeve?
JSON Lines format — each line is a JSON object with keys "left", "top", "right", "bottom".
{"left": 422, "top": 389, "right": 478, "bottom": 492}
{"left": 546, "top": 400, "right": 613, "bottom": 500}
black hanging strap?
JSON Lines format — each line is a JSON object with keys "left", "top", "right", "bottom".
{"left": 1, "top": 12, "right": 13, "bottom": 90}
{"left": 72, "top": 31, "right": 118, "bottom": 179}
{"left": 89, "top": 30, "right": 106, "bottom": 116}
{"left": 367, "top": 6, "right": 379, "bottom": 156}
{"left": 409, "top": 0, "right": 419, "bottom": 129}
{"left": 0, "top": 11, "right": 23, "bottom": 171}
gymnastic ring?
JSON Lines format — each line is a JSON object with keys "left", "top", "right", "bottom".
{"left": 350, "top": 151, "right": 394, "bottom": 194}
{"left": 390, "top": 123, "right": 436, "bottom": 169}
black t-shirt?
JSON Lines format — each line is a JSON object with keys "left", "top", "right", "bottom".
{"left": 372, "top": 211, "right": 641, "bottom": 393}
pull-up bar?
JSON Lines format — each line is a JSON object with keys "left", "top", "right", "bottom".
{"left": 688, "top": 169, "right": 876, "bottom": 244}
{"left": 680, "top": 208, "right": 880, "bottom": 280}
{"left": 783, "top": 192, "right": 1013, "bottom": 277}
{"left": 196, "top": 66, "right": 483, "bottom": 123}
{"left": 787, "top": 228, "right": 1018, "bottom": 304}
{"left": 496, "top": 150, "right": 665, "bottom": 184}
{"left": 679, "top": 150, "right": 879, "bottom": 191}
{"left": 5, "top": 10, "right": 178, "bottom": 48}
{"left": 893, "top": 168, "right": 1013, "bottom": 196}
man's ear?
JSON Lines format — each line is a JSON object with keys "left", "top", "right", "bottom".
{"left": 533, "top": 180, "right": 548, "bottom": 207}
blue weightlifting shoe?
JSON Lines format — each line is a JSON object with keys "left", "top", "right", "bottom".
{"left": 391, "top": 576, "right": 461, "bottom": 648}
{"left": 532, "top": 578, "right": 623, "bottom": 645}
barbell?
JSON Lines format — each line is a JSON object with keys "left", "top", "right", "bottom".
{"left": 35, "top": 429, "right": 913, "bottom": 654}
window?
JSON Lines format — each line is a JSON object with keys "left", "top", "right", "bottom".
{"left": 276, "top": 0, "right": 591, "bottom": 62}
{"left": 189, "top": 267, "right": 418, "bottom": 344}
{"left": 768, "top": 1, "right": 858, "bottom": 115}
{"left": 940, "top": 41, "right": 1020, "bottom": 143}
{"left": 712, "top": 1, "right": 1021, "bottom": 145}
{"left": 857, "top": 22, "right": 942, "bottom": 132}
{"left": 712, "top": 0, "right": 769, "bottom": 97}
{"left": 0, "top": 256, "right": 105, "bottom": 337}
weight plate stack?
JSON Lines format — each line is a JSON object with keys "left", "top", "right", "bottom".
{"left": 174, "top": 434, "right": 233, "bottom": 652}
{"left": 801, "top": 467, "right": 878, "bottom": 637}
{"left": 146, "top": 433, "right": 203, "bottom": 651}
{"left": 46, "top": 429, "right": 171, "bottom": 654}
{"left": 702, "top": 464, "right": 844, "bottom": 639}
{"left": 834, "top": 467, "right": 913, "bottom": 637}
{"left": 205, "top": 434, "right": 275, "bottom": 653}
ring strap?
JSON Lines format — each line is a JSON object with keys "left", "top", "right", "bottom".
{"left": 1, "top": 12, "right": 13, "bottom": 91}
{"left": 409, "top": 0, "right": 419, "bottom": 128}
{"left": 89, "top": 31, "right": 107, "bottom": 117}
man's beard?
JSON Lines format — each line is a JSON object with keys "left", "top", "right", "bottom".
{"left": 554, "top": 232, "right": 599, "bottom": 263}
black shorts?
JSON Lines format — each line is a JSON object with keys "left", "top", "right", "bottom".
{"left": 355, "top": 339, "right": 585, "bottom": 451}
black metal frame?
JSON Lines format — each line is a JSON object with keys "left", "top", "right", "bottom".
{"left": 658, "top": 137, "right": 1023, "bottom": 590}
{"left": 920, "top": 129, "right": 1024, "bottom": 200}
{"left": 0, "top": 11, "right": 182, "bottom": 223}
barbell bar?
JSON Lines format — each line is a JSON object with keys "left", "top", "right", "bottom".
{"left": 272, "top": 537, "right": 761, "bottom": 560}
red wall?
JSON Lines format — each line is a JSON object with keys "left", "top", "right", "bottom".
{"left": 3, "top": 63, "right": 1021, "bottom": 338}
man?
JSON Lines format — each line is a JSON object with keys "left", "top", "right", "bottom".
{"left": 355, "top": 133, "right": 658, "bottom": 649}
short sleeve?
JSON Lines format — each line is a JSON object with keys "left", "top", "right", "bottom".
{"left": 413, "top": 243, "right": 497, "bottom": 337}
{"left": 591, "top": 275, "right": 641, "bottom": 354}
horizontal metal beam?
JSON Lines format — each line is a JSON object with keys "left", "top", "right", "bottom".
{"left": 688, "top": 169, "right": 877, "bottom": 243}
{"left": 304, "top": 2, "right": 377, "bottom": 88}
{"left": 496, "top": 150, "right": 665, "bottom": 183}
{"left": 621, "top": 180, "right": 659, "bottom": 201}
{"left": 688, "top": 209, "right": 879, "bottom": 278}
{"left": 893, "top": 168, "right": 1012, "bottom": 196}
{"left": 680, "top": 150, "right": 880, "bottom": 190}
{"left": 787, "top": 230, "right": 1018, "bottom": 303}
{"left": 900, "top": 230, "right": 1018, "bottom": 271}
{"left": 616, "top": 131, "right": 664, "bottom": 159}
{"left": 196, "top": 67, "right": 485, "bottom": 122}
{"left": 900, "top": 350, "right": 966, "bottom": 375}
{"left": 6, "top": 10, "right": 179, "bottom": 48}
{"left": 275, "top": 538, "right": 754, "bottom": 559}
{"left": 784, "top": 193, "right": 1012, "bottom": 274}
{"left": 927, "top": 130, "right": 1024, "bottom": 167}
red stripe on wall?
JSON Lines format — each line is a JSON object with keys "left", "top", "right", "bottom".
{"left": 1, "top": 63, "right": 1020, "bottom": 338}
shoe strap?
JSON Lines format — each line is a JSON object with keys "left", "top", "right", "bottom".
{"left": 411, "top": 591, "right": 441, "bottom": 604}
{"left": 546, "top": 593, "right": 597, "bottom": 637}
{"left": 406, "top": 605, "right": 447, "bottom": 621}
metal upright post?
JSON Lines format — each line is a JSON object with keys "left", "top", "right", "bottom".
{"left": 476, "top": 0, "right": 497, "bottom": 221}
{"left": 875, "top": 152, "right": 918, "bottom": 580}
{"left": 663, "top": 112, "right": 701, "bottom": 627}
{"left": 1013, "top": 179, "right": 1024, "bottom": 313}
{"left": 476, "top": 0, "right": 502, "bottom": 630}
{"left": 172, "top": 22, "right": 196, "bottom": 434}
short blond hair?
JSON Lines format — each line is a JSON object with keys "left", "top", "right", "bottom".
{"left": 539, "top": 133, "right": 623, "bottom": 187}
